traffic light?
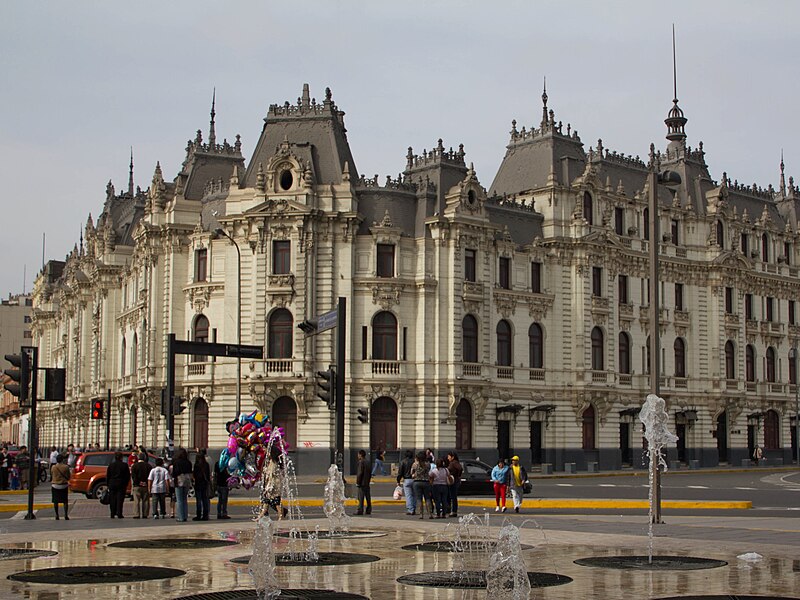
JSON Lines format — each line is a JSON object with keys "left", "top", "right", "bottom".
{"left": 297, "top": 319, "right": 318, "bottom": 335}
{"left": 91, "top": 399, "right": 104, "bottom": 420}
{"left": 4, "top": 353, "right": 31, "bottom": 404}
{"left": 172, "top": 396, "right": 187, "bottom": 415}
{"left": 316, "top": 368, "right": 336, "bottom": 410}
{"left": 357, "top": 407, "right": 369, "bottom": 424}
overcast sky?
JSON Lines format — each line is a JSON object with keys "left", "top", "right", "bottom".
{"left": 2, "top": 1, "right": 798, "bottom": 299}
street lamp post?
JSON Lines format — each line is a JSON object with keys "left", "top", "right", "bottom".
{"left": 792, "top": 348, "right": 800, "bottom": 467}
{"left": 647, "top": 143, "right": 681, "bottom": 524}
{"left": 215, "top": 228, "right": 242, "bottom": 418}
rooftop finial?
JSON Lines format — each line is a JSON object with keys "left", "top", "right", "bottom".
{"left": 128, "top": 147, "right": 134, "bottom": 195}
{"left": 665, "top": 24, "right": 687, "bottom": 143}
{"left": 209, "top": 88, "right": 217, "bottom": 148}
{"left": 302, "top": 83, "right": 310, "bottom": 108}
{"left": 780, "top": 150, "right": 787, "bottom": 197}
{"left": 541, "top": 76, "right": 549, "bottom": 128}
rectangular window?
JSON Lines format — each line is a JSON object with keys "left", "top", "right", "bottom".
{"left": 671, "top": 220, "right": 679, "bottom": 245}
{"left": 23, "top": 315, "right": 32, "bottom": 323}
{"left": 531, "top": 262, "right": 542, "bottom": 293}
{"left": 725, "top": 287, "right": 734, "bottom": 314}
{"left": 741, "top": 233, "right": 749, "bottom": 256}
{"left": 618, "top": 275, "right": 628, "bottom": 305}
{"left": 790, "top": 300, "right": 796, "bottom": 325}
{"left": 23, "top": 330, "right": 32, "bottom": 338}
{"left": 498, "top": 257, "right": 510, "bottom": 289}
{"left": 766, "top": 297, "right": 774, "bottom": 322}
{"left": 361, "top": 326, "right": 367, "bottom": 360}
{"left": 377, "top": 244, "right": 395, "bottom": 278}
{"left": 592, "top": 267, "right": 602, "bottom": 297}
{"left": 745, "top": 294, "right": 753, "bottom": 320}
{"left": 272, "top": 240, "right": 291, "bottom": 274}
{"left": 403, "top": 327, "right": 407, "bottom": 361}
{"left": 464, "top": 249, "right": 476, "bottom": 282}
{"left": 195, "top": 249, "right": 207, "bottom": 282}
{"left": 614, "top": 207, "right": 624, "bottom": 235}
{"left": 784, "top": 242, "right": 792, "bottom": 265}
{"left": 675, "top": 283, "right": 684, "bottom": 312}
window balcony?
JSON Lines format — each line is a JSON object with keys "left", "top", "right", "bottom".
{"left": 528, "top": 368, "right": 545, "bottom": 382}
{"left": 264, "top": 359, "right": 293, "bottom": 374}
{"left": 187, "top": 362, "right": 207, "bottom": 376}
{"left": 745, "top": 381, "right": 757, "bottom": 393}
{"left": 591, "top": 370, "right": 609, "bottom": 383}
{"left": 460, "top": 363, "right": 482, "bottom": 378}
{"left": 370, "top": 360, "right": 403, "bottom": 376}
{"left": 618, "top": 373, "right": 632, "bottom": 386}
{"left": 674, "top": 310, "right": 689, "bottom": 324}
{"left": 768, "top": 382, "right": 785, "bottom": 394}
{"left": 673, "top": 377, "right": 688, "bottom": 389}
{"left": 725, "top": 379, "right": 740, "bottom": 392}
{"left": 496, "top": 366, "right": 514, "bottom": 380}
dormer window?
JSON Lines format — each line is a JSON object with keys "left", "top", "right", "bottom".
{"left": 583, "top": 192, "right": 593, "bottom": 225}
{"left": 762, "top": 233, "right": 769, "bottom": 262}
{"left": 279, "top": 169, "right": 294, "bottom": 191}
{"left": 377, "top": 244, "right": 395, "bottom": 278}
{"left": 498, "top": 257, "right": 510, "bottom": 289}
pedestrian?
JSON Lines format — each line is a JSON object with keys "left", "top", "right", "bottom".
{"left": 66, "top": 444, "right": 77, "bottom": 471}
{"left": 48, "top": 446, "right": 59, "bottom": 480}
{"left": 130, "top": 453, "right": 152, "bottom": 519}
{"left": 753, "top": 445, "right": 763, "bottom": 466}
{"left": 258, "top": 446, "right": 287, "bottom": 520}
{"left": 355, "top": 449, "right": 372, "bottom": 515}
{"left": 397, "top": 450, "right": 416, "bottom": 516}
{"left": 431, "top": 458, "right": 451, "bottom": 518}
{"left": 192, "top": 450, "right": 211, "bottom": 521}
{"left": 508, "top": 456, "right": 529, "bottom": 513}
{"left": 372, "top": 450, "right": 387, "bottom": 477}
{"left": 171, "top": 448, "right": 193, "bottom": 522}
{"left": 148, "top": 457, "right": 170, "bottom": 519}
{"left": 0, "top": 447, "right": 10, "bottom": 490}
{"left": 446, "top": 451, "right": 462, "bottom": 518}
{"left": 15, "top": 446, "right": 30, "bottom": 490}
{"left": 50, "top": 453, "right": 71, "bottom": 520}
{"left": 106, "top": 451, "right": 130, "bottom": 518}
{"left": 167, "top": 460, "right": 176, "bottom": 518}
{"left": 214, "top": 457, "right": 231, "bottom": 519}
{"left": 491, "top": 458, "right": 510, "bottom": 513}
{"left": 411, "top": 451, "right": 434, "bottom": 520}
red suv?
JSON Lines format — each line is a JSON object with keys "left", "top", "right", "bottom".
{"left": 70, "top": 451, "right": 158, "bottom": 499}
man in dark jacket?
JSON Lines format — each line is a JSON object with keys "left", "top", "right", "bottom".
{"left": 214, "top": 458, "right": 231, "bottom": 519}
{"left": 446, "top": 452, "right": 463, "bottom": 517}
{"left": 130, "top": 453, "right": 152, "bottom": 518}
{"left": 355, "top": 449, "right": 372, "bottom": 515}
{"left": 106, "top": 452, "right": 131, "bottom": 518}
{"left": 397, "top": 450, "right": 416, "bottom": 515}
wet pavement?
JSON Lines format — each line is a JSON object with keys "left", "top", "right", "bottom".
{"left": 0, "top": 510, "right": 798, "bottom": 599}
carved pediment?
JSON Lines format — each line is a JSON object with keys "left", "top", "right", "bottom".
{"left": 371, "top": 282, "right": 404, "bottom": 310}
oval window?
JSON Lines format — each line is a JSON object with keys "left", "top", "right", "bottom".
{"left": 279, "top": 169, "right": 293, "bottom": 191}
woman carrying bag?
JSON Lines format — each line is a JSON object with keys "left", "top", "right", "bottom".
{"left": 50, "top": 454, "right": 71, "bottom": 520}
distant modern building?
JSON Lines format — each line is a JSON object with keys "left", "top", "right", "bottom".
{"left": 0, "top": 293, "right": 33, "bottom": 445}
{"left": 31, "top": 83, "right": 799, "bottom": 473}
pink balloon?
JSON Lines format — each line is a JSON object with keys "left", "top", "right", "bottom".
{"left": 227, "top": 437, "right": 238, "bottom": 453}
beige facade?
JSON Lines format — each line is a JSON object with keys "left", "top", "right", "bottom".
{"left": 31, "top": 85, "right": 800, "bottom": 473}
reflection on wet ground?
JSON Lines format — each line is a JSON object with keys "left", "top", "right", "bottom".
{"left": 0, "top": 520, "right": 798, "bottom": 599}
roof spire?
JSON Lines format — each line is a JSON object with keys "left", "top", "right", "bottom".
{"left": 128, "top": 147, "right": 134, "bottom": 196}
{"left": 208, "top": 88, "right": 217, "bottom": 148}
{"left": 541, "top": 76, "right": 549, "bottom": 129}
{"left": 780, "top": 150, "right": 787, "bottom": 197}
{"left": 664, "top": 25, "right": 687, "bottom": 143}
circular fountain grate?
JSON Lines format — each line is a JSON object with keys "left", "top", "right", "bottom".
{"left": 273, "top": 530, "right": 386, "bottom": 539}
{"left": 402, "top": 540, "right": 534, "bottom": 552}
{"left": 397, "top": 570, "right": 572, "bottom": 589}
{"left": 575, "top": 555, "right": 728, "bottom": 570}
{"left": 173, "top": 590, "right": 369, "bottom": 600}
{"left": 108, "top": 538, "right": 239, "bottom": 550}
{"left": 8, "top": 565, "right": 185, "bottom": 584}
{"left": 230, "top": 552, "right": 381, "bottom": 566}
{"left": 0, "top": 549, "right": 58, "bottom": 561}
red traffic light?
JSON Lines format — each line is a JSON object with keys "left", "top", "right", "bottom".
{"left": 90, "top": 400, "right": 104, "bottom": 420}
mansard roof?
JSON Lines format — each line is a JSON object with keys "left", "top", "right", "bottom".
{"left": 97, "top": 180, "right": 146, "bottom": 248}
{"left": 242, "top": 84, "right": 358, "bottom": 188}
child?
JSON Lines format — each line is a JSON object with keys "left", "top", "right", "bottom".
{"left": 8, "top": 466, "right": 19, "bottom": 491}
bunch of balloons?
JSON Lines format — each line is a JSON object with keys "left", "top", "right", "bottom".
{"left": 218, "top": 410, "right": 287, "bottom": 490}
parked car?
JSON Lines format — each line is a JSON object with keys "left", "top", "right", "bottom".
{"left": 70, "top": 451, "right": 158, "bottom": 499}
{"left": 457, "top": 459, "right": 532, "bottom": 495}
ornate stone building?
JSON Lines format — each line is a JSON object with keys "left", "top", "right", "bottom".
{"left": 31, "top": 84, "right": 799, "bottom": 474}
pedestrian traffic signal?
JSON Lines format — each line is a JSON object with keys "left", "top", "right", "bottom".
{"left": 357, "top": 407, "right": 369, "bottom": 424}
{"left": 316, "top": 368, "right": 336, "bottom": 410}
{"left": 4, "top": 353, "right": 31, "bottom": 404}
{"left": 91, "top": 399, "right": 104, "bottom": 420}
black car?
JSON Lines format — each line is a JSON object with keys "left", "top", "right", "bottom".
{"left": 457, "top": 459, "right": 532, "bottom": 495}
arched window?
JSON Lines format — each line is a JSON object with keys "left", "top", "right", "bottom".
{"left": 193, "top": 315, "right": 210, "bottom": 362}
{"left": 766, "top": 346, "right": 776, "bottom": 382}
{"left": 764, "top": 409, "right": 779, "bottom": 450}
{"left": 745, "top": 345, "right": 756, "bottom": 382}
{"left": 272, "top": 397, "right": 297, "bottom": 449}
{"left": 643, "top": 208, "right": 650, "bottom": 240}
{"left": 674, "top": 338, "right": 686, "bottom": 378}
{"left": 372, "top": 312, "right": 398, "bottom": 360}
{"left": 591, "top": 327, "right": 604, "bottom": 370}
{"left": 192, "top": 397, "right": 209, "bottom": 450}
{"left": 268, "top": 309, "right": 293, "bottom": 359}
{"left": 762, "top": 233, "right": 769, "bottom": 262}
{"left": 455, "top": 399, "right": 472, "bottom": 450}
{"left": 618, "top": 332, "right": 630, "bottom": 374}
{"left": 528, "top": 323, "right": 543, "bottom": 369}
{"left": 725, "top": 341, "right": 735, "bottom": 379}
{"left": 370, "top": 397, "right": 398, "bottom": 452}
{"left": 583, "top": 192, "right": 593, "bottom": 225}
{"left": 121, "top": 338, "right": 127, "bottom": 377}
{"left": 582, "top": 404, "right": 596, "bottom": 450}
{"left": 496, "top": 320, "right": 512, "bottom": 366}
{"left": 716, "top": 220, "right": 724, "bottom": 249}
{"left": 131, "top": 333, "right": 138, "bottom": 372}
{"left": 462, "top": 315, "right": 478, "bottom": 363}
